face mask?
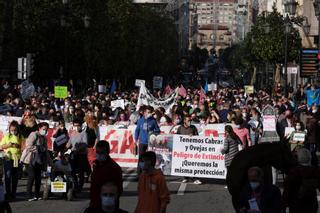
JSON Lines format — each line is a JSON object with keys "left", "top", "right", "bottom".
{"left": 176, "top": 118, "right": 181, "bottom": 124}
{"left": 96, "top": 154, "right": 106, "bottom": 162}
{"left": 10, "top": 130, "right": 18, "bottom": 135}
{"left": 74, "top": 126, "right": 82, "bottom": 132}
{"left": 40, "top": 130, "right": 47, "bottom": 136}
{"left": 101, "top": 196, "right": 116, "bottom": 213}
{"left": 138, "top": 162, "right": 145, "bottom": 170}
{"left": 249, "top": 181, "right": 260, "bottom": 190}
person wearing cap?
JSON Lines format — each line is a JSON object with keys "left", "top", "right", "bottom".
{"left": 283, "top": 148, "right": 320, "bottom": 213}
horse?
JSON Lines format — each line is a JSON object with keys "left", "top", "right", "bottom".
{"left": 226, "top": 142, "right": 297, "bottom": 212}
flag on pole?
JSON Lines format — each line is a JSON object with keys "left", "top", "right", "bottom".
{"left": 178, "top": 85, "right": 187, "bottom": 97}
{"left": 199, "top": 87, "right": 206, "bottom": 103}
{"left": 204, "top": 80, "right": 208, "bottom": 94}
{"left": 110, "top": 80, "right": 117, "bottom": 93}
{"left": 163, "top": 85, "right": 173, "bottom": 96}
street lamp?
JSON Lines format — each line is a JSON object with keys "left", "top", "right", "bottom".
{"left": 284, "top": 0, "right": 298, "bottom": 16}
{"left": 303, "top": 19, "right": 311, "bottom": 36}
{"left": 314, "top": 0, "right": 320, "bottom": 81}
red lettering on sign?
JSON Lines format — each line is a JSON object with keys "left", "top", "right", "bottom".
{"left": 204, "top": 130, "right": 219, "bottom": 137}
{"left": 119, "top": 130, "right": 134, "bottom": 154}
{"left": 104, "top": 130, "right": 119, "bottom": 154}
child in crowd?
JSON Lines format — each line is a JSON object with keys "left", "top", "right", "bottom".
{"left": 135, "top": 151, "right": 170, "bottom": 213}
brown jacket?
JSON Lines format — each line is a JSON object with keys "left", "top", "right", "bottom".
{"left": 135, "top": 169, "right": 170, "bottom": 213}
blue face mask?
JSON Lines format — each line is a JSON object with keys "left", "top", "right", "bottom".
{"left": 138, "top": 162, "right": 145, "bottom": 170}
{"left": 249, "top": 181, "right": 260, "bottom": 190}
{"left": 101, "top": 196, "right": 116, "bottom": 212}
{"left": 96, "top": 154, "right": 106, "bottom": 162}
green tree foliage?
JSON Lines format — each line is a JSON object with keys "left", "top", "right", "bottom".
{"left": 6, "top": 0, "right": 178, "bottom": 84}
{"left": 221, "top": 6, "right": 301, "bottom": 71}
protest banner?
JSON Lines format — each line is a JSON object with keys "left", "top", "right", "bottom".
{"left": 54, "top": 86, "right": 68, "bottom": 99}
{"left": 171, "top": 135, "right": 226, "bottom": 179}
{"left": 135, "top": 79, "right": 145, "bottom": 87}
{"left": 244, "top": 85, "right": 254, "bottom": 94}
{"left": 148, "top": 134, "right": 173, "bottom": 175}
{"left": 99, "top": 125, "right": 138, "bottom": 168}
{"left": 110, "top": 99, "right": 125, "bottom": 110}
{"left": 153, "top": 76, "right": 163, "bottom": 89}
{"left": 136, "top": 84, "right": 178, "bottom": 113}
{"left": 98, "top": 85, "right": 107, "bottom": 93}
{"left": 262, "top": 115, "right": 276, "bottom": 131}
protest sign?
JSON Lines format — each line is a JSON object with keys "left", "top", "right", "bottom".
{"left": 293, "top": 133, "right": 305, "bottom": 142}
{"left": 262, "top": 115, "right": 276, "bottom": 131}
{"left": 98, "top": 85, "right": 107, "bottom": 93}
{"left": 21, "top": 81, "right": 35, "bottom": 100}
{"left": 148, "top": 134, "right": 173, "bottom": 175}
{"left": 153, "top": 76, "right": 163, "bottom": 89}
{"left": 171, "top": 135, "right": 226, "bottom": 179}
{"left": 99, "top": 126, "right": 138, "bottom": 168}
{"left": 285, "top": 127, "right": 295, "bottom": 137}
{"left": 110, "top": 99, "right": 125, "bottom": 110}
{"left": 51, "top": 182, "right": 67, "bottom": 193}
{"left": 244, "top": 85, "right": 254, "bottom": 94}
{"left": 135, "top": 79, "right": 145, "bottom": 87}
{"left": 136, "top": 84, "right": 178, "bottom": 113}
{"left": 54, "top": 86, "right": 68, "bottom": 99}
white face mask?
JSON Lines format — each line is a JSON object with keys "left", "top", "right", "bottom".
{"left": 101, "top": 196, "right": 116, "bottom": 213}
{"left": 249, "top": 181, "right": 260, "bottom": 190}
{"left": 10, "top": 130, "right": 18, "bottom": 135}
{"left": 39, "top": 130, "right": 47, "bottom": 136}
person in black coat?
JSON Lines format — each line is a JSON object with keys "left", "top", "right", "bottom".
{"left": 239, "top": 167, "right": 281, "bottom": 213}
{"left": 85, "top": 182, "right": 128, "bottom": 213}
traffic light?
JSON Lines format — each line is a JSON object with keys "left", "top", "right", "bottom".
{"left": 26, "top": 53, "right": 35, "bottom": 77}
{"left": 300, "top": 48, "right": 319, "bottom": 77}
{"left": 17, "top": 57, "right": 27, "bottom": 80}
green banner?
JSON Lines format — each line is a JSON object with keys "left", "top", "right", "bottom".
{"left": 54, "top": 86, "right": 68, "bottom": 99}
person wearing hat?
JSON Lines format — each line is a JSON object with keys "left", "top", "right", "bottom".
{"left": 283, "top": 148, "right": 320, "bottom": 213}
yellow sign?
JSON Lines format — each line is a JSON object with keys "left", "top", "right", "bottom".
{"left": 51, "top": 181, "right": 67, "bottom": 193}
{"left": 244, "top": 85, "right": 254, "bottom": 94}
{"left": 54, "top": 86, "right": 68, "bottom": 99}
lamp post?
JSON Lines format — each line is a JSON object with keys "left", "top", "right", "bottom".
{"left": 283, "top": 0, "right": 297, "bottom": 95}
{"left": 314, "top": 0, "right": 320, "bottom": 80}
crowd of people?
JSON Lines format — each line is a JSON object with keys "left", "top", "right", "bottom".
{"left": 0, "top": 79, "right": 320, "bottom": 212}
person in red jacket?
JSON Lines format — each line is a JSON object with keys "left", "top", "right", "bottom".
{"left": 90, "top": 140, "right": 123, "bottom": 209}
{"left": 135, "top": 151, "right": 170, "bottom": 213}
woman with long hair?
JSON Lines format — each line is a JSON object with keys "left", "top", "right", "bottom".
{"left": 20, "top": 122, "right": 51, "bottom": 201}
{"left": 221, "top": 125, "right": 241, "bottom": 171}
{"left": 0, "top": 120, "right": 23, "bottom": 200}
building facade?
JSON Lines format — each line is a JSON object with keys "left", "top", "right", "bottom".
{"left": 190, "top": 0, "right": 237, "bottom": 52}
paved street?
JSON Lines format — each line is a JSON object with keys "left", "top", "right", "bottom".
{"left": 10, "top": 169, "right": 233, "bottom": 213}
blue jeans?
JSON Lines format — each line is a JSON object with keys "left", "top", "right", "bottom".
{"left": 4, "top": 159, "right": 19, "bottom": 197}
